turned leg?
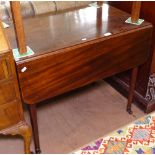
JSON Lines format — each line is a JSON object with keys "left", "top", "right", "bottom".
{"left": 19, "top": 123, "right": 32, "bottom": 154}
{"left": 127, "top": 67, "right": 138, "bottom": 114}
{"left": 29, "top": 104, "right": 41, "bottom": 154}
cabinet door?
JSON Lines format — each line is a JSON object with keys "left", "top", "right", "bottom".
{"left": 0, "top": 81, "right": 17, "bottom": 105}
{"left": 0, "top": 52, "right": 24, "bottom": 130}
{"left": 0, "top": 101, "right": 21, "bottom": 129}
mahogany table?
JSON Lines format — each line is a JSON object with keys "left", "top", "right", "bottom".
{"left": 5, "top": 4, "right": 152, "bottom": 153}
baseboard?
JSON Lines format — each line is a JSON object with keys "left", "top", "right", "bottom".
{"left": 146, "top": 102, "right": 155, "bottom": 113}
{"left": 105, "top": 76, "right": 155, "bottom": 113}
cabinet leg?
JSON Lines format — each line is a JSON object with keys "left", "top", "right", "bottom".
{"left": 127, "top": 67, "right": 138, "bottom": 114}
{"left": 29, "top": 104, "right": 41, "bottom": 154}
{"left": 0, "top": 121, "right": 32, "bottom": 154}
{"left": 19, "top": 123, "right": 32, "bottom": 154}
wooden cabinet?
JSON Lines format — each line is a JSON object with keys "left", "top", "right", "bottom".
{"left": 0, "top": 101, "right": 21, "bottom": 128}
{"left": 0, "top": 53, "right": 21, "bottom": 122}
{"left": 0, "top": 53, "right": 21, "bottom": 128}
{"left": 0, "top": 23, "right": 31, "bottom": 154}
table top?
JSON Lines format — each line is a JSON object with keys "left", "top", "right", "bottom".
{"left": 5, "top": 3, "right": 150, "bottom": 61}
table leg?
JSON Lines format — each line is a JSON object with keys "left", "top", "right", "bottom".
{"left": 127, "top": 67, "right": 138, "bottom": 114}
{"left": 29, "top": 104, "right": 41, "bottom": 154}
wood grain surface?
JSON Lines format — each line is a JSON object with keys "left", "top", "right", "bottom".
{"left": 17, "top": 26, "right": 152, "bottom": 104}
{"left": 4, "top": 4, "right": 152, "bottom": 105}
{"left": 6, "top": 4, "right": 151, "bottom": 59}
{"left": 10, "top": 2, "right": 27, "bottom": 54}
{"left": 131, "top": 2, "right": 141, "bottom": 23}
{"left": 0, "top": 21, "right": 31, "bottom": 154}
{"left": 107, "top": 1, "right": 155, "bottom": 112}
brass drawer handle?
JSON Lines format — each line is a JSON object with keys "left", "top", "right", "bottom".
{"left": 2, "top": 59, "right": 9, "bottom": 79}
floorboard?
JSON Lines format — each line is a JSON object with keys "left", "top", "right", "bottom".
{"left": 0, "top": 81, "right": 145, "bottom": 153}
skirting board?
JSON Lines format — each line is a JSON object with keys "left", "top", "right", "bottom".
{"left": 105, "top": 76, "right": 155, "bottom": 113}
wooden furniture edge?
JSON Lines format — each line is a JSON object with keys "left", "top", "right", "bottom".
{"left": 16, "top": 24, "right": 153, "bottom": 65}
{"left": 0, "top": 21, "right": 32, "bottom": 154}
{"left": 0, "top": 22, "right": 10, "bottom": 53}
{"left": 10, "top": 1, "right": 27, "bottom": 54}
{"left": 8, "top": 1, "right": 152, "bottom": 153}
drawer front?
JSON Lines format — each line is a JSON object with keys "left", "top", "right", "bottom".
{"left": 0, "top": 100, "right": 21, "bottom": 129}
{"left": 0, "top": 57, "right": 12, "bottom": 81}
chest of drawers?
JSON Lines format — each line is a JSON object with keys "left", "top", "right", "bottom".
{"left": 0, "top": 23, "right": 31, "bottom": 154}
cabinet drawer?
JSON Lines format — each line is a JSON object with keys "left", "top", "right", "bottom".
{"left": 0, "top": 57, "right": 12, "bottom": 81}
{"left": 0, "top": 100, "right": 21, "bottom": 129}
{"left": 0, "top": 81, "right": 17, "bottom": 105}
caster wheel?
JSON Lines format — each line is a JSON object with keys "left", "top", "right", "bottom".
{"left": 36, "top": 149, "right": 41, "bottom": 154}
{"left": 126, "top": 108, "right": 133, "bottom": 115}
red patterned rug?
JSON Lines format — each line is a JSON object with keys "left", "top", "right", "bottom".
{"left": 73, "top": 112, "right": 155, "bottom": 154}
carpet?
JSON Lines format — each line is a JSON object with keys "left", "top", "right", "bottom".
{"left": 73, "top": 112, "right": 155, "bottom": 154}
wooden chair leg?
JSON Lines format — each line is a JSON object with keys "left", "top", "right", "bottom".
{"left": 127, "top": 67, "right": 138, "bottom": 114}
{"left": 29, "top": 104, "right": 41, "bottom": 154}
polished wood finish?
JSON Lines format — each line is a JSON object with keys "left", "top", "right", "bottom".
{"left": 0, "top": 121, "right": 32, "bottom": 154}
{"left": 97, "top": 1, "right": 104, "bottom": 6}
{"left": 6, "top": 4, "right": 151, "bottom": 59}
{"left": 127, "top": 67, "right": 138, "bottom": 114}
{"left": 0, "top": 22, "right": 31, "bottom": 154}
{"left": 5, "top": 4, "right": 152, "bottom": 153}
{"left": 17, "top": 27, "right": 152, "bottom": 105}
{"left": 131, "top": 2, "right": 141, "bottom": 23}
{"left": 10, "top": 1, "right": 27, "bottom": 54}
{"left": 108, "top": 1, "right": 155, "bottom": 112}
{"left": 29, "top": 104, "right": 41, "bottom": 154}
{"left": 5, "top": 4, "right": 152, "bottom": 104}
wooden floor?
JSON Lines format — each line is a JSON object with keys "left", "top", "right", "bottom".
{"left": 0, "top": 81, "right": 145, "bottom": 153}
